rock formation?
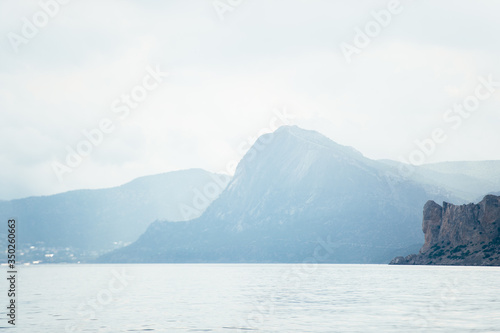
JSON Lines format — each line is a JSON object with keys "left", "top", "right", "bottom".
{"left": 390, "top": 194, "right": 500, "bottom": 266}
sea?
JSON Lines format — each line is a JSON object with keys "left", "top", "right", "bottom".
{"left": 1, "top": 264, "right": 499, "bottom": 332}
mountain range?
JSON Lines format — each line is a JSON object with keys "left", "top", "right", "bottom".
{"left": 380, "top": 159, "right": 500, "bottom": 202}
{"left": 100, "top": 126, "right": 499, "bottom": 263}
{"left": 0, "top": 169, "right": 229, "bottom": 262}
{"left": 4, "top": 125, "right": 500, "bottom": 264}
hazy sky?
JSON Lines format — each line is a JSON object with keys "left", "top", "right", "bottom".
{"left": 1, "top": 0, "right": 500, "bottom": 200}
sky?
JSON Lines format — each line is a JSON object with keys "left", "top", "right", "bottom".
{"left": 1, "top": 0, "right": 500, "bottom": 200}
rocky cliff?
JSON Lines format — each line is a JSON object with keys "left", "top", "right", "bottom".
{"left": 390, "top": 194, "right": 500, "bottom": 266}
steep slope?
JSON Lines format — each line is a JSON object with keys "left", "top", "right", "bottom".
{"left": 390, "top": 195, "right": 500, "bottom": 266}
{"left": 0, "top": 169, "right": 229, "bottom": 262}
{"left": 100, "top": 126, "right": 453, "bottom": 263}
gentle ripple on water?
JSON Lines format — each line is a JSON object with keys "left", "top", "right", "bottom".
{"left": 0, "top": 264, "right": 499, "bottom": 332}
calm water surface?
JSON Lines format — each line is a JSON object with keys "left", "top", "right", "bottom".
{"left": 1, "top": 264, "right": 499, "bottom": 332}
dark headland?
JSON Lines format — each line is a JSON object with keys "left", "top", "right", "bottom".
{"left": 390, "top": 194, "right": 500, "bottom": 266}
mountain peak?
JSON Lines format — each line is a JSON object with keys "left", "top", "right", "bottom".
{"left": 245, "top": 125, "right": 366, "bottom": 168}
{"left": 225, "top": 125, "right": 371, "bottom": 197}
{"left": 272, "top": 125, "right": 339, "bottom": 149}
{"left": 99, "top": 127, "right": 442, "bottom": 264}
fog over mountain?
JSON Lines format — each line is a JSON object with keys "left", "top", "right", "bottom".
{"left": 100, "top": 126, "right": 474, "bottom": 264}
{"left": 0, "top": 169, "right": 228, "bottom": 262}
{"left": 380, "top": 160, "right": 500, "bottom": 203}
{"left": 4, "top": 126, "right": 499, "bottom": 264}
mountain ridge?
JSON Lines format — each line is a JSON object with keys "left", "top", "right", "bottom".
{"left": 99, "top": 126, "right": 457, "bottom": 263}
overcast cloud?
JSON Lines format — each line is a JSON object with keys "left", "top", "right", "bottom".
{"left": 1, "top": 0, "right": 499, "bottom": 200}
